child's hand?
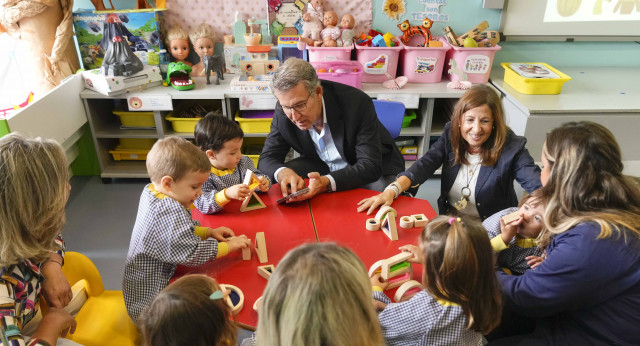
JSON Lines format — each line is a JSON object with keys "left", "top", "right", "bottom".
{"left": 372, "top": 299, "right": 387, "bottom": 312}
{"left": 500, "top": 216, "right": 521, "bottom": 245}
{"left": 398, "top": 245, "right": 422, "bottom": 263}
{"left": 225, "top": 184, "right": 251, "bottom": 200}
{"left": 207, "top": 227, "right": 235, "bottom": 241}
{"left": 226, "top": 235, "right": 251, "bottom": 253}
{"left": 526, "top": 255, "right": 544, "bottom": 269}
{"left": 258, "top": 176, "right": 269, "bottom": 192}
{"left": 370, "top": 273, "right": 389, "bottom": 290}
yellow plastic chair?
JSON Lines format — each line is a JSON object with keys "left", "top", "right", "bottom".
{"left": 61, "top": 252, "right": 140, "bottom": 346}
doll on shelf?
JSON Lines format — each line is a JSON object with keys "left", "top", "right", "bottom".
{"left": 166, "top": 25, "right": 192, "bottom": 67}
{"left": 338, "top": 14, "right": 355, "bottom": 47}
{"left": 315, "top": 11, "right": 340, "bottom": 47}
{"left": 298, "top": 0, "right": 324, "bottom": 49}
{"left": 189, "top": 23, "right": 216, "bottom": 77}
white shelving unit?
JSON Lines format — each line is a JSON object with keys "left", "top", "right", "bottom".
{"left": 80, "top": 78, "right": 465, "bottom": 180}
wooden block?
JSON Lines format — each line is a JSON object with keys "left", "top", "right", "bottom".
{"left": 368, "top": 259, "right": 385, "bottom": 278}
{"left": 255, "top": 232, "right": 268, "bottom": 263}
{"left": 242, "top": 238, "right": 252, "bottom": 260}
{"left": 257, "top": 264, "right": 274, "bottom": 280}
{"left": 386, "top": 267, "right": 414, "bottom": 290}
{"left": 399, "top": 215, "right": 415, "bottom": 229}
{"left": 411, "top": 214, "right": 428, "bottom": 228}
{"left": 381, "top": 252, "right": 413, "bottom": 280}
{"left": 502, "top": 211, "right": 521, "bottom": 224}
{"left": 240, "top": 169, "right": 266, "bottom": 212}
{"left": 366, "top": 218, "right": 381, "bottom": 231}
{"left": 479, "top": 30, "right": 500, "bottom": 45}
{"left": 375, "top": 206, "right": 398, "bottom": 241}
{"left": 443, "top": 26, "right": 460, "bottom": 47}
{"left": 456, "top": 21, "right": 489, "bottom": 46}
{"left": 219, "top": 284, "right": 244, "bottom": 315}
{"left": 427, "top": 40, "right": 443, "bottom": 47}
{"left": 253, "top": 296, "right": 263, "bottom": 312}
{"left": 394, "top": 280, "right": 423, "bottom": 302}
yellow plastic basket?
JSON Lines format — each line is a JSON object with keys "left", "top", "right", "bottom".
{"left": 109, "top": 146, "right": 149, "bottom": 161}
{"left": 118, "top": 138, "right": 156, "bottom": 150}
{"left": 165, "top": 114, "right": 202, "bottom": 133}
{"left": 235, "top": 113, "right": 273, "bottom": 133}
{"left": 501, "top": 62, "right": 571, "bottom": 95}
{"left": 113, "top": 111, "right": 155, "bottom": 127}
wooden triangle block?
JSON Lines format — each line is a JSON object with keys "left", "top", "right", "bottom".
{"left": 257, "top": 264, "right": 275, "bottom": 280}
{"left": 255, "top": 232, "right": 268, "bottom": 263}
{"left": 240, "top": 169, "right": 266, "bottom": 212}
{"left": 375, "top": 206, "right": 398, "bottom": 241}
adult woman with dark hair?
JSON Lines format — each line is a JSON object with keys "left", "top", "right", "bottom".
{"left": 358, "top": 84, "right": 541, "bottom": 221}
{"left": 494, "top": 121, "right": 640, "bottom": 345}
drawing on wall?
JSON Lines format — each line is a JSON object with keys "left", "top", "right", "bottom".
{"left": 383, "top": 0, "right": 406, "bottom": 21}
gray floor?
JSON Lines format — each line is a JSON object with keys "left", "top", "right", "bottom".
{"left": 64, "top": 175, "right": 443, "bottom": 290}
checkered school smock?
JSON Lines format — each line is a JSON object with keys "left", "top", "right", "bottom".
{"left": 123, "top": 184, "right": 221, "bottom": 321}
{"left": 374, "top": 290, "right": 485, "bottom": 346}
{"left": 483, "top": 207, "right": 544, "bottom": 275}
{"left": 194, "top": 156, "right": 270, "bottom": 214}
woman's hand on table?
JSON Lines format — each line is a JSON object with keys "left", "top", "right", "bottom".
{"left": 356, "top": 190, "right": 395, "bottom": 215}
{"left": 226, "top": 235, "right": 251, "bottom": 253}
{"left": 41, "top": 254, "right": 72, "bottom": 308}
{"left": 207, "top": 227, "right": 235, "bottom": 241}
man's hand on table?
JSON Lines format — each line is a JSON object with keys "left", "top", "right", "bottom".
{"left": 277, "top": 168, "right": 306, "bottom": 196}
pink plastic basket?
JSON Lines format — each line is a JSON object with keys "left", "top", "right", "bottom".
{"left": 310, "top": 61, "right": 363, "bottom": 89}
{"left": 445, "top": 44, "right": 501, "bottom": 84}
{"left": 307, "top": 44, "right": 354, "bottom": 62}
{"left": 400, "top": 40, "right": 451, "bottom": 83}
{"left": 355, "top": 39, "right": 403, "bottom": 83}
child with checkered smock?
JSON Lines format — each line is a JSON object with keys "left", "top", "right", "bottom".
{"left": 482, "top": 189, "right": 547, "bottom": 275}
{"left": 194, "top": 113, "right": 270, "bottom": 214}
{"left": 371, "top": 216, "right": 502, "bottom": 346}
{"left": 123, "top": 137, "right": 251, "bottom": 321}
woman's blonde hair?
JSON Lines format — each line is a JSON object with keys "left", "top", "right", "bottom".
{"left": 0, "top": 133, "right": 69, "bottom": 266}
{"left": 541, "top": 121, "right": 640, "bottom": 238}
{"left": 146, "top": 136, "right": 210, "bottom": 184}
{"left": 189, "top": 23, "right": 216, "bottom": 45}
{"left": 256, "top": 242, "right": 383, "bottom": 346}
{"left": 450, "top": 84, "right": 507, "bottom": 166}
{"left": 420, "top": 216, "right": 502, "bottom": 334}
{"left": 139, "top": 274, "right": 237, "bottom": 346}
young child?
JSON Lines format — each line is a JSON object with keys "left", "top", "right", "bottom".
{"left": 371, "top": 216, "right": 502, "bottom": 345}
{"left": 189, "top": 23, "right": 216, "bottom": 77}
{"left": 138, "top": 274, "right": 238, "bottom": 346}
{"left": 482, "top": 189, "right": 547, "bottom": 275}
{"left": 123, "top": 136, "right": 251, "bottom": 321}
{"left": 194, "top": 112, "right": 270, "bottom": 214}
{"left": 247, "top": 242, "right": 383, "bottom": 346}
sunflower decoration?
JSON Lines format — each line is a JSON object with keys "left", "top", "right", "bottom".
{"left": 383, "top": 0, "right": 406, "bottom": 21}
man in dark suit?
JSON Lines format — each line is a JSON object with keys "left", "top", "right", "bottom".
{"left": 258, "top": 58, "right": 404, "bottom": 200}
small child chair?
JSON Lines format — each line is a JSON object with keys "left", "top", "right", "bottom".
{"left": 373, "top": 99, "right": 405, "bottom": 139}
{"left": 61, "top": 251, "right": 139, "bottom": 346}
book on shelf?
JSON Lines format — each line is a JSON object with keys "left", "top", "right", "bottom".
{"left": 267, "top": 0, "right": 305, "bottom": 43}
{"left": 403, "top": 154, "right": 418, "bottom": 161}
{"left": 400, "top": 146, "right": 418, "bottom": 155}
{"left": 394, "top": 138, "right": 415, "bottom": 147}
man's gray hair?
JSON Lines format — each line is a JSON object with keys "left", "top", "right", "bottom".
{"left": 271, "top": 58, "right": 321, "bottom": 94}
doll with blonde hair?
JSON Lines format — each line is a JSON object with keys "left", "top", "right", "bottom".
{"left": 189, "top": 23, "right": 217, "bottom": 77}
{"left": 166, "top": 24, "right": 192, "bottom": 66}
{"left": 249, "top": 242, "right": 383, "bottom": 346}
{"left": 0, "top": 133, "right": 77, "bottom": 345}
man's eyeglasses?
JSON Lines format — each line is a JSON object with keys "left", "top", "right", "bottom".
{"left": 278, "top": 93, "right": 312, "bottom": 114}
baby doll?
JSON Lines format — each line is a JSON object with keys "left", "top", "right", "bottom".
{"left": 189, "top": 23, "right": 216, "bottom": 77}
{"left": 166, "top": 25, "right": 192, "bottom": 67}
{"left": 315, "top": 11, "right": 340, "bottom": 47}
{"left": 298, "top": 0, "right": 324, "bottom": 49}
{"left": 338, "top": 14, "right": 355, "bottom": 47}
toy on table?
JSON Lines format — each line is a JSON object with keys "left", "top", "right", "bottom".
{"left": 394, "top": 280, "right": 423, "bottom": 302}
{"left": 278, "top": 35, "right": 308, "bottom": 61}
{"left": 164, "top": 61, "right": 195, "bottom": 90}
{"left": 232, "top": 11, "right": 247, "bottom": 45}
{"left": 315, "top": 10, "right": 340, "bottom": 47}
{"left": 368, "top": 252, "right": 414, "bottom": 290}
{"left": 240, "top": 169, "right": 267, "bottom": 212}
{"left": 338, "top": 14, "right": 355, "bottom": 47}
{"left": 257, "top": 264, "right": 275, "bottom": 280}
{"left": 253, "top": 18, "right": 272, "bottom": 45}
{"left": 219, "top": 284, "right": 244, "bottom": 315}
{"left": 189, "top": 23, "right": 217, "bottom": 78}
{"left": 166, "top": 25, "right": 192, "bottom": 67}
{"left": 366, "top": 205, "right": 399, "bottom": 241}
{"left": 202, "top": 53, "right": 225, "bottom": 85}
{"left": 245, "top": 17, "right": 262, "bottom": 46}
{"left": 397, "top": 17, "right": 432, "bottom": 47}
{"left": 298, "top": 0, "right": 324, "bottom": 49}
{"left": 255, "top": 232, "right": 268, "bottom": 263}
{"left": 101, "top": 35, "right": 144, "bottom": 76}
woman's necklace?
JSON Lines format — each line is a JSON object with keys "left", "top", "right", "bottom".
{"left": 453, "top": 158, "right": 482, "bottom": 211}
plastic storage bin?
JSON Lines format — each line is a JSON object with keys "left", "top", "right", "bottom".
{"left": 109, "top": 146, "right": 149, "bottom": 161}
{"left": 307, "top": 44, "right": 353, "bottom": 62}
{"left": 165, "top": 115, "right": 200, "bottom": 133}
{"left": 242, "top": 137, "right": 266, "bottom": 167}
{"left": 355, "top": 39, "right": 403, "bottom": 83}
{"left": 113, "top": 110, "right": 155, "bottom": 128}
{"left": 400, "top": 41, "right": 451, "bottom": 83}
{"left": 445, "top": 44, "right": 501, "bottom": 84}
{"left": 235, "top": 110, "right": 273, "bottom": 133}
{"left": 310, "top": 61, "right": 363, "bottom": 89}
{"left": 118, "top": 138, "right": 156, "bottom": 150}
{"left": 501, "top": 62, "right": 571, "bottom": 95}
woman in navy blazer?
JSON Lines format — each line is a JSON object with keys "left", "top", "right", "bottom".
{"left": 358, "top": 84, "right": 541, "bottom": 220}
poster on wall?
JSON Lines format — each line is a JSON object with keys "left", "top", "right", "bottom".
{"left": 267, "top": 0, "right": 306, "bottom": 43}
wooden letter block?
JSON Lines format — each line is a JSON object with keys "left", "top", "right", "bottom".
{"left": 255, "top": 232, "right": 268, "bottom": 263}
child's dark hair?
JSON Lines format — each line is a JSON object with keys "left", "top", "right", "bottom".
{"left": 420, "top": 216, "right": 502, "bottom": 334}
{"left": 194, "top": 112, "right": 244, "bottom": 152}
{"left": 138, "top": 274, "right": 237, "bottom": 346}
